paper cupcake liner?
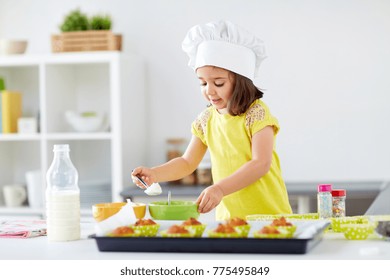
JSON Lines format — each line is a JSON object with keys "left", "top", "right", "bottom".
{"left": 330, "top": 216, "right": 369, "bottom": 232}
{"left": 130, "top": 224, "right": 160, "bottom": 237}
{"left": 274, "top": 225, "right": 297, "bottom": 237}
{"left": 253, "top": 232, "right": 292, "bottom": 239}
{"left": 232, "top": 225, "right": 251, "bottom": 237}
{"left": 207, "top": 231, "right": 241, "bottom": 238}
{"left": 183, "top": 225, "right": 206, "bottom": 237}
{"left": 160, "top": 230, "right": 195, "bottom": 238}
{"left": 340, "top": 224, "right": 374, "bottom": 240}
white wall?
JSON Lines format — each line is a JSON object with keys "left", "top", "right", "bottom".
{"left": 1, "top": 0, "right": 389, "bottom": 182}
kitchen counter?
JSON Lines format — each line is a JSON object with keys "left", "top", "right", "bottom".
{"left": 121, "top": 181, "right": 389, "bottom": 214}
{"left": 121, "top": 181, "right": 388, "bottom": 200}
{"left": 1, "top": 221, "right": 389, "bottom": 260}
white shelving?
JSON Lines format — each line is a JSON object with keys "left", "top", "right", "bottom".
{"left": 0, "top": 51, "right": 146, "bottom": 217}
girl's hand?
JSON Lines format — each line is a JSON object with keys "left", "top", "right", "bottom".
{"left": 196, "top": 184, "right": 224, "bottom": 213}
{"left": 131, "top": 167, "right": 156, "bottom": 189}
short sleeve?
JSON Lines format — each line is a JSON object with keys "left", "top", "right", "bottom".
{"left": 191, "top": 108, "right": 211, "bottom": 145}
{"left": 245, "top": 102, "right": 280, "bottom": 137}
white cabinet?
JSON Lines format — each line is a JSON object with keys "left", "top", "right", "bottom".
{"left": 0, "top": 51, "right": 146, "bottom": 217}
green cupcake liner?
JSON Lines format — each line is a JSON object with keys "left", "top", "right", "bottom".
{"left": 253, "top": 232, "right": 292, "bottom": 239}
{"left": 233, "top": 225, "right": 251, "bottom": 237}
{"left": 183, "top": 225, "right": 206, "bottom": 237}
{"left": 160, "top": 230, "right": 195, "bottom": 238}
{"left": 330, "top": 216, "right": 369, "bottom": 232}
{"left": 274, "top": 225, "right": 297, "bottom": 237}
{"left": 246, "top": 213, "right": 319, "bottom": 221}
{"left": 130, "top": 224, "right": 160, "bottom": 237}
{"left": 207, "top": 230, "right": 241, "bottom": 238}
{"left": 340, "top": 224, "right": 374, "bottom": 240}
{"left": 246, "top": 214, "right": 283, "bottom": 221}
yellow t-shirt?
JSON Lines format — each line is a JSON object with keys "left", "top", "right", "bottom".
{"left": 191, "top": 99, "right": 292, "bottom": 221}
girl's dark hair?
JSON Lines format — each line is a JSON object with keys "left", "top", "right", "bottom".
{"left": 228, "top": 73, "right": 264, "bottom": 116}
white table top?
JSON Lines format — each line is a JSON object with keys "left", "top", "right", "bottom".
{"left": 0, "top": 221, "right": 389, "bottom": 260}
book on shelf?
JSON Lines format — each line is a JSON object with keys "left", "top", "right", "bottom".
{"left": 1, "top": 90, "right": 22, "bottom": 133}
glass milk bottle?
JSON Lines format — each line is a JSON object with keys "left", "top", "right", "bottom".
{"left": 46, "top": 144, "right": 80, "bottom": 241}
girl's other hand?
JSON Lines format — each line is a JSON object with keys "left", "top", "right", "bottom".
{"left": 196, "top": 184, "right": 224, "bottom": 213}
{"left": 131, "top": 167, "right": 156, "bottom": 189}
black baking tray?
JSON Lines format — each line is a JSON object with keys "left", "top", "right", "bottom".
{"left": 91, "top": 221, "right": 329, "bottom": 254}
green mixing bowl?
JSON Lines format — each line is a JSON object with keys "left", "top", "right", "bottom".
{"left": 148, "top": 200, "right": 200, "bottom": 220}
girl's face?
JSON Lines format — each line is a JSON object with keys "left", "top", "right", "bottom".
{"left": 196, "top": 66, "right": 235, "bottom": 114}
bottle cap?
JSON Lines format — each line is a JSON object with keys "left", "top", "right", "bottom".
{"left": 53, "top": 144, "right": 70, "bottom": 152}
{"left": 331, "top": 189, "right": 346, "bottom": 196}
{"left": 318, "top": 184, "right": 332, "bottom": 192}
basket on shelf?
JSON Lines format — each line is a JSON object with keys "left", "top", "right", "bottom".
{"left": 51, "top": 30, "right": 122, "bottom": 53}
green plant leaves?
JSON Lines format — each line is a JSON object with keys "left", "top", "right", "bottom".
{"left": 59, "top": 9, "right": 112, "bottom": 32}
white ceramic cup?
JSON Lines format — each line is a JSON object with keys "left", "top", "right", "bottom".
{"left": 3, "top": 184, "right": 27, "bottom": 207}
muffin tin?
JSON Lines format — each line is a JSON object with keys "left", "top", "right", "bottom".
{"left": 92, "top": 220, "right": 330, "bottom": 254}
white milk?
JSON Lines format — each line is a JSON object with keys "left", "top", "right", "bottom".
{"left": 46, "top": 190, "right": 80, "bottom": 241}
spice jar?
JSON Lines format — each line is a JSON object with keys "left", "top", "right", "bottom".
{"left": 317, "top": 184, "right": 332, "bottom": 219}
{"left": 331, "top": 189, "right": 346, "bottom": 218}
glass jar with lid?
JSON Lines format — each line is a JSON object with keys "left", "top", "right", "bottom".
{"left": 317, "top": 184, "right": 332, "bottom": 219}
{"left": 331, "top": 189, "right": 346, "bottom": 217}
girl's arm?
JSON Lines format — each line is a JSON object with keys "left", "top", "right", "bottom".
{"left": 196, "top": 125, "right": 275, "bottom": 213}
{"left": 132, "top": 136, "right": 207, "bottom": 186}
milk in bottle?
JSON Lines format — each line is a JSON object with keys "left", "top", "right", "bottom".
{"left": 46, "top": 144, "right": 80, "bottom": 241}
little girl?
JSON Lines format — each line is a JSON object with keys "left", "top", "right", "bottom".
{"left": 132, "top": 20, "right": 292, "bottom": 220}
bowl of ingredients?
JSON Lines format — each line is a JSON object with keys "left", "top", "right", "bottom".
{"left": 92, "top": 202, "right": 146, "bottom": 222}
{"left": 0, "top": 39, "right": 28, "bottom": 55}
{"left": 148, "top": 200, "right": 199, "bottom": 220}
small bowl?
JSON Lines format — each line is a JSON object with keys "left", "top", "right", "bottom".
{"left": 148, "top": 200, "right": 199, "bottom": 220}
{"left": 65, "top": 111, "right": 107, "bottom": 132}
{"left": 0, "top": 40, "right": 28, "bottom": 55}
{"left": 92, "top": 202, "right": 146, "bottom": 222}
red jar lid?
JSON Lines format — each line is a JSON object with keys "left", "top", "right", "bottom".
{"left": 331, "top": 189, "right": 346, "bottom": 196}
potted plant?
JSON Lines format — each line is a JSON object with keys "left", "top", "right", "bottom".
{"left": 59, "top": 9, "right": 89, "bottom": 32}
{"left": 51, "top": 9, "right": 122, "bottom": 53}
{"left": 90, "top": 14, "right": 112, "bottom": 30}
